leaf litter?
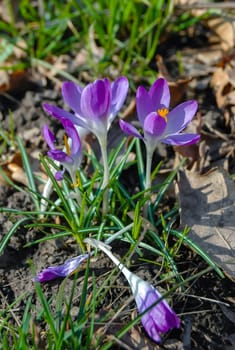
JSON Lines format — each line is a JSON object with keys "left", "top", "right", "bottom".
{"left": 178, "top": 168, "right": 235, "bottom": 280}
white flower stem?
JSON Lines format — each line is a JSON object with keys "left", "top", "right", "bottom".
{"left": 99, "top": 136, "right": 109, "bottom": 215}
{"left": 84, "top": 238, "right": 132, "bottom": 282}
{"left": 40, "top": 177, "right": 54, "bottom": 215}
{"left": 105, "top": 223, "right": 133, "bottom": 245}
{"left": 143, "top": 146, "right": 154, "bottom": 218}
{"left": 100, "top": 136, "right": 109, "bottom": 190}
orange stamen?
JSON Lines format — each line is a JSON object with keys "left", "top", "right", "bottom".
{"left": 64, "top": 134, "right": 71, "bottom": 156}
{"left": 157, "top": 108, "right": 169, "bottom": 121}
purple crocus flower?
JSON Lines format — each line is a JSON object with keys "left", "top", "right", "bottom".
{"left": 84, "top": 238, "right": 180, "bottom": 343}
{"left": 132, "top": 274, "right": 180, "bottom": 343}
{"left": 43, "top": 77, "right": 128, "bottom": 192}
{"left": 119, "top": 78, "right": 200, "bottom": 194}
{"left": 43, "top": 118, "right": 82, "bottom": 181}
{"left": 119, "top": 77, "right": 200, "bottom": 149}
{"left": 33, "top": 253, "right": 89, "bottom": 282}
{"left": 43, "top": 77, "right": 128, "bottom": 143}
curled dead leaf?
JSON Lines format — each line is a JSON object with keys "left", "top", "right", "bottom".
{"left": 177, "top": 168, "right": 235, "bottom": 280}
{"left": 0, "top": 69, "right": 30, "bottom": 93}
{"left": 210, "top": 65, "right": 235, "bottom": 110}
{"left": 0, "top": 152, "right": 26, "bottom": 186}
{"left": 207, "top": 18, "right": 235, "bottom": 52}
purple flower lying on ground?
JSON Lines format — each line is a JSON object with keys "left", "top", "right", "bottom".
{"left": 132, "top": 274, "right": 180, "bottom": 343}
{"left": 33, "top": 254, "right": 90, "bottom": 282}
{"left": 84, "top": 238, "right": 180, "bottom": 343}
{"left": 43, "top": 118, "right": 82, "bottom": 181}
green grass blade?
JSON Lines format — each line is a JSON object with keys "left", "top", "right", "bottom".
{"left": 17, "top": 136, "right": 40, "bottom": 211}
{"left": 0, "top": 217, "right": 29, "bottom": 254}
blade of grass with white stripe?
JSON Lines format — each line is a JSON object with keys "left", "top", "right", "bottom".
{"left": 0, "top": 217, "right": 30, "bottom": 255}
{"left": 171, "top": 229, "right": 224, "bottom": 278}
{"left": 40, "top": 156, "right": 78, "bottom": 225}
{"left": 17, "top": 136, "right": 40, "bottom": 211}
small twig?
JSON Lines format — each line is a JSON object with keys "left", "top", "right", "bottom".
{"left": 180, "top": 292, "right": 231, "bottom": 307}
{"left": 177, "top": 2, "right": 235, "bottom": 10}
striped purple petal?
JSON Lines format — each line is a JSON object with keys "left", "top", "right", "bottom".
{"left": 81, "top": 78, "right": 111, "bottom": 120}
{"left": 165, "top": 100, "right": 198, "bottom": 135}
{"left": 62, "top": 81, "right": 83, "bottom": 115}
{"left": 162, "top": 133, "right": 200, "bottom": 146}
{"left": 119, "top": 119, "right": 143, "bottom": 139}
{"left": 34, "top": 254, "right": 89, "bottom": 282}
{"left": 149, "top": 78, "right": 170, "bottom": 110}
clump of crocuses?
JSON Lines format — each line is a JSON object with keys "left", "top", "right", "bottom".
{"left": 39, "top": 76, "right": 200, "bottom": 344}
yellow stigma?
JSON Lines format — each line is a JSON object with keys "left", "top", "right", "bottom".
{"left": 64, "top": 134, "right": 71, "bottom": 156}
{"left": 157, "top": 108, "right": 169, "bottom": 121}
{"left": 71, "top": 177, "right": 81, "bottom": 188}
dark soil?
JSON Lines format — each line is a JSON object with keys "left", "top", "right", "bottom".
{"left": 1, "top": 31, "right": 235, "bottom": 349}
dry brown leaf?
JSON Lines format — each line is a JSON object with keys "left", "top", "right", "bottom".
{"left": 177, "top": 168, "right": 235, "bottom": 279}
{"left": 210, "top": 66, "right": 235, "bottom": 109}
{"left": 0, "top": 69, "right": 30, "bottom": 93}
{"left": 196, "top": 49, "right": 222, "bottom": 66}
{"left": 207, "top": 18, "right": 235, "bottom": 52}
{"left": 211, "top": 67, "right": 230, "bottom": 108}
{"left": 0, "top": 152, "right": 28, "bottom": 186}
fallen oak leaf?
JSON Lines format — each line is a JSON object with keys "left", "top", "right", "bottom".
{"left": 207, "top": 17, "right": 235, "bottom": 52}
{"left": 0, "top": 69, "right": 30, "bottom": 93}
{"left": 177, "top": 168, "right": 235, "bottom": 280}
{"left": 0, "top": 152, "right": 26, "bottom": 186}
{"left": 7, "top": 162, "right": 28, "bottom": 186}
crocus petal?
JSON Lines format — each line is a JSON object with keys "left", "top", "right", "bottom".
{"left": 84, "top": 238, "right": 180, "bottom": 344}
{"left": 34, "top": 254, "right": 89, "bottom": 282}
{"left": 165, "top": 100, "right": 198, "bottom": 135}
{"left": 48, "top": 149, "right": 73, "bottom": 163}
{"left": 62, "top": 119, "right": 81, "bottom": 156}
{"left": 119, "top": 119, "right": 143, "bottom": 139}
{"left": 134, "top": 280, "right": 180, "bottom": 342}
{"left": 162, "top": 133, "right": 200, "bottom": 145}
{"left": 62, "top": 82, "right": 83, "bottom": 115}
{"left": 81, "top": 78, "right": 111, "bottom": 120}
{"left": 144, "top": 112, "right": 167, "bottom": 137}
{"left": 149, "top": 78, "right": 170, "bottom": 110}
{"left": 110, "top": 76, "right": 129, "bottom": 124}
{"left": 43, "top": 103, "right": 79, "bottom": 126}
{"left": 136, "top": 86, "right": 154, "bottom": 127}
{"left": 43, "top": 125, "right": 56, "bottom": 150}
{"left": 55, "top": 170, "right": 65, "bottom": 181}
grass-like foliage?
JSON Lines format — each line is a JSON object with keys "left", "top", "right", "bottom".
{"left": 0, "top": 0, "right": 211, "bottom": 83}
